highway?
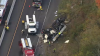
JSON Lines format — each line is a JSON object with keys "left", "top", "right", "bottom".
{"left": 0, "top": 0, "right": 60, "bottom": 56}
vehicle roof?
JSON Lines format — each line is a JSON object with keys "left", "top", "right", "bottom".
{"left": 0, "top": 0, "right": 8, "bottom": 5}
{"left": 29, "top": 23, "right": 36, "bottom": 26}
{"left": 33, "top": 0, "right": 41, "bottom": 1}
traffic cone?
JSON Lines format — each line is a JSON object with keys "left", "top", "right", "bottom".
{"left": 29, "top": 5, "right": 30, "bottom": 7}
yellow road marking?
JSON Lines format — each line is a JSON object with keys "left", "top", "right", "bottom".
{"left": 25, "top": 39, "right": 28, "bottom": 46}
{"left": 7, "top": 0, "right": 26, "bottom": 56}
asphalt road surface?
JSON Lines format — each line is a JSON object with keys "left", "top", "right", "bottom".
{"left": 0, "top": 0, "right": 13, "bottom": 35}
{"left": 0, "top": 0, "right": 60, "bottom": 56}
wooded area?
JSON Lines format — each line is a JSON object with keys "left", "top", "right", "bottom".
{"left": 96, "top": 0, "right": 100, "bottom": 8}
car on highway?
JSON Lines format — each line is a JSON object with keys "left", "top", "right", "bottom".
{"left": 32, "top": 0, "right": 42, "bottom": 7}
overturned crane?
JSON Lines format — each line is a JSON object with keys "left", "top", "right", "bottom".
{"left": 25, "top": 14, "right": 39, "bottom": 34}
{"left": 42, "top": 18, "right": 67, "bottom": 43}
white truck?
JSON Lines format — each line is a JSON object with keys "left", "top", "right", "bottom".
{"left": 0, "top": 0, "right": 8, "bottom": 24}
{"left": 42, "top": 25, "right": 66, "bottom": 43}
{"left": 25, "top": 14, "right": 39, "bottom": 34}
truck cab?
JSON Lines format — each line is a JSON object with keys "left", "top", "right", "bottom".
{"left": 28, "top": 23, "right": 37, "bottom": 33}
{"left": 32, "top": 0, "right": 42, "bottom": 7}
{"left": 24, "top": 49, "right": 34, "bottom": 56}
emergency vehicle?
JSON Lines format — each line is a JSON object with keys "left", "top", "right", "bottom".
{"left": 19, "top": 38, "right": 35, "bottom": 56}
{"left": 0, "top": 0, "right": 8, "bottom": 24}
{"left": 32, "top": 0, "right": 42, "bottom": 7}
{"left": 25, "top": 14, "right": 39, "bottom": 34}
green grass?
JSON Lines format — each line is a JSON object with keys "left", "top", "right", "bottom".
{"left": 45, "top": 0, "right": 100, "bottom": 56}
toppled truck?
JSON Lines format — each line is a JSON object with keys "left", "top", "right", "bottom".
{"left": 41, "top": 18, "right": 67, "bottom": 43}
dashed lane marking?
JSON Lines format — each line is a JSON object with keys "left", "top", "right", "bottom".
{"left": 35, "top": 0, "right": 52, "bottom": 53}
{"left": 7, "top": 0, "right": 26, "bottom": 56}
{"left": 26, "top": 34, "right": 28, "bottom": 38}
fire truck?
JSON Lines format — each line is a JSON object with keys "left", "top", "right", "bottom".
{"left": 25, "top": 14, "right": 39, "bottom": 34}
{"left": 0, "top": 0, "right": 8, "bottom": 24}
{"left": 20, "top": 38, "right": 35, "bottom": 56}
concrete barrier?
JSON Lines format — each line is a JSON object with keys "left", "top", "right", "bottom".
{"left": 7, "top": 0, "right": 17, "bottom": 25}
{"left": 0, "top": 0, "right": 17, "bottom": 46}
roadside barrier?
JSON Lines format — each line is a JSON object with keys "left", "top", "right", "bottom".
{"left": 0, "top": 0, "right": 17, "bottom": 46}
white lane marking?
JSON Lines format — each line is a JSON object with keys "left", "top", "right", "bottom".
{"left": 35, "top": 0, "right": 52, "bottom": 53}
{"left": 34, "top": 11, "right": 35, "bottom": 15}
{"left": 26, "top": 34, "right": 28, "bottom": 38}
{"left": 41, "top": 0, "right": 52, "bottom": 30}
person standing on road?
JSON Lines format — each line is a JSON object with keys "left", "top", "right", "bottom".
{"left": 21, "top": 29, "right": 25, "bottom": 34}
{"left": 37, "top": 6, "right": 43, "bottom": 10}
{"left": 53, "top": 48, "right": 56, "bottom": 53}
{"left": 5, "top": 25, "right": 9, "bottom": 31}
{"left": 22, "top": 20, "right": 25, "bottom": 24}
{"left": 5, "top": 20, "right": 9, "bottom": 31}
{"left": 49, "top": 41, "right": 51, "bottom": 46}
{"left": 6, "top": 26, "right": 9, "bottom": 30}
{"left": 18, "top": 41, "right": 23, "bottom": 56}
{"left": 40, "top": 6, "right": 43, "bottom": 10}
{"left": 5, "top": 20, "right": 7, "bottom": 26}
{"left": 18, "top": 41, "right": 22, "bottom": 48}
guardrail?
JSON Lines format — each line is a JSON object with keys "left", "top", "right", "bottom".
{"left": 0, "top": 0, "right": 16, "bottom": 46}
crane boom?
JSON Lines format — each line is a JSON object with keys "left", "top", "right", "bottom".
{"left": 21, "top": 38, "right": 32, "bottom": 48}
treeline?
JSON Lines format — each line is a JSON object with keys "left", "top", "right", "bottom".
{"left": 58, "top": 0, "right": 100, "bottom": 56}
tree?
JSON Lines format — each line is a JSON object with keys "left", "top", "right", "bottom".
{"left": 96, "top": 0, "right": 100, "bottom": 8}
